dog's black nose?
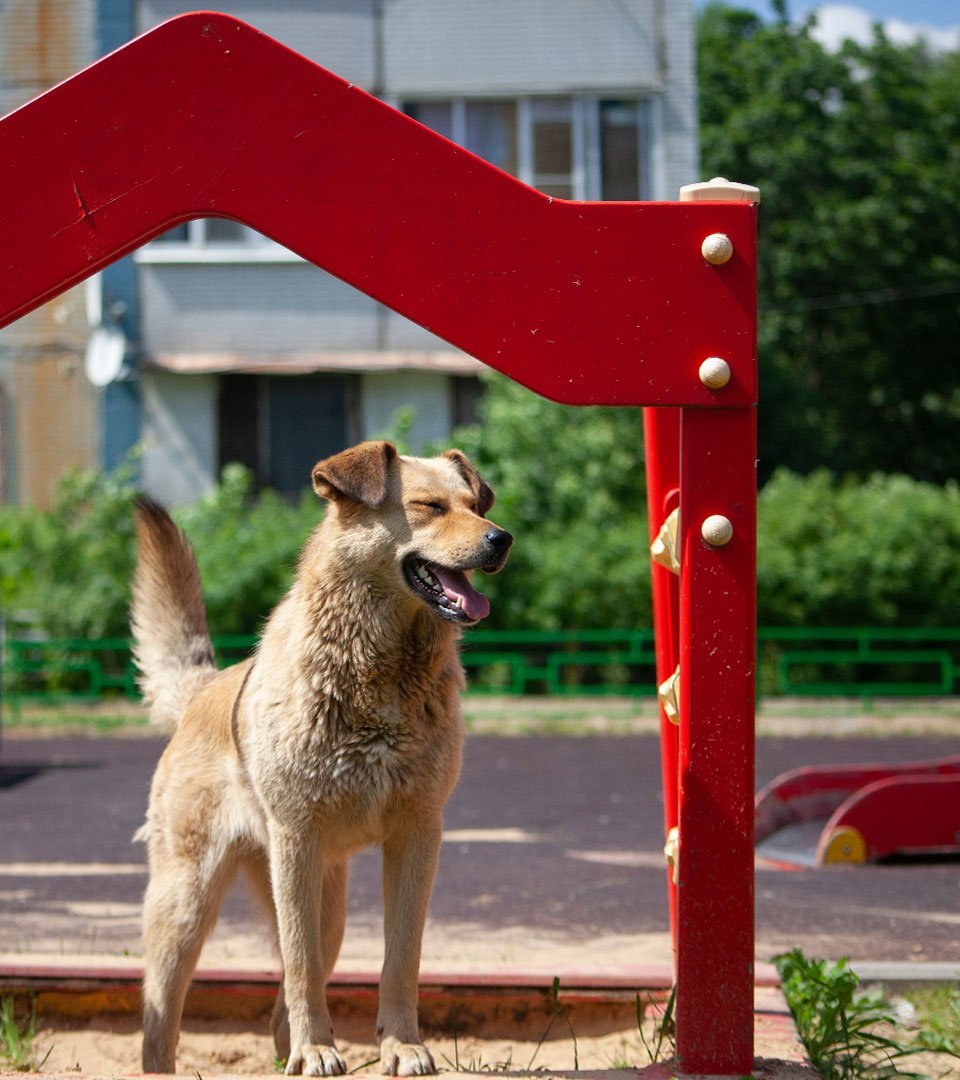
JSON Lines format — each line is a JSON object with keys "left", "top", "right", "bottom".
{"left": 484, "top": 528, "right": 513, "bottom": 551}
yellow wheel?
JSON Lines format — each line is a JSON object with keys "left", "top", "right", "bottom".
{"left": 820, "top": 825, "right": 868, "bottom": 865}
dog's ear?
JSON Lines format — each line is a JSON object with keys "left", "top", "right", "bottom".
{"left": 443, "top": 449, "right": 495, "bottom": 516}
{"left": 312, "top": 441, "right": 398, "bottom": 507}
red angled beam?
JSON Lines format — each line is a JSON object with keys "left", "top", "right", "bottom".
{"left": 0, "top": 11, "right": 756, "bottom": 409}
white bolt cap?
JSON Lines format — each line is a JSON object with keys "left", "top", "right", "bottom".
{"left": 701, "top": 232, "right": 734, "bottom": 265}
{"left": 699, "top": 357, "right": 732, "bottom": 390}
{"left": 701, "top": 514, "right": 734, "bottom": 547}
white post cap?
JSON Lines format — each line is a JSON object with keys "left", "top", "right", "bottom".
{"left": 680, "top": 177, "right": 761, "bottom": 204}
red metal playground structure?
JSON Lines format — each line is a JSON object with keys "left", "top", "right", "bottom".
{"left": 0, "top": 12, "right": 761, "bottom": 1075}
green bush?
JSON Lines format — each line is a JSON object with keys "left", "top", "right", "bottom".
{"left": 3, "top": 421, "right": 960, "bottom": 643}
{"left": 451, "top": 374, "right": 652, "bottom": 631}
{"left": 174, "top": 464, "right": 320, "bottom": 635}
{"left": 452, "top": 375, "right": 960, "bottom": 633}
{"left": 0, "top": 464, "right": 139, "bottom": 639}
{"left": 758, "top": 469, "right": 960, "bottom": 626}
{"left": 0, "top": 462, "right": 321, "bottom": 640}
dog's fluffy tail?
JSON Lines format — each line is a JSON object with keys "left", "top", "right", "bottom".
{"left": 131, "top": 497, "right": 218, "bottom": 731}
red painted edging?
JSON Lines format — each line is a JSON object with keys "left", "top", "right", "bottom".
{"left": 0, "top": 958, "right": 781, "bottom": 991}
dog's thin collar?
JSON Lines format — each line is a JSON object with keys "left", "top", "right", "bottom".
{"left": 230, "top": 660, "right": 256, "bottom": 766}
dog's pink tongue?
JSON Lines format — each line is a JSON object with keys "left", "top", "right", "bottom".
{"left": 431, "top": 566, "right": 491, "bottom": 621}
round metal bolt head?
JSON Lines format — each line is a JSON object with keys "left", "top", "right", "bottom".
{"left": 701, "top": 514, "right": 734, "bottom": 547}
{"left": 701, "top": 232, "right": 734, "bottom": 265}
{"left": 699, "top": 357, "right": 732, "bottom": 390}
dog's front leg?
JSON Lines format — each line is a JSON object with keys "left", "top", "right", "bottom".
{"left": 270, "top": 825, "right": 346, "bottom": 1077}
{"left": 377, "top": 814, "right": 442, "bottom": 1076}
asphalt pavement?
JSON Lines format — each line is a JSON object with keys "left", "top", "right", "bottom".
{"left": 1, "top": 731, "right": 958, "bottom": 970}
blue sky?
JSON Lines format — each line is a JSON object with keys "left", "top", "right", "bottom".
{"left": 695, "top": 1, "right": 960, "bottom": 50}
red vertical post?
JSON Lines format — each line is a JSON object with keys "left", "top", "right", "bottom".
{"left": 675, "top": 405, "right": 757, "bottom": 1074}
{"left": 642, "top": 406, "right": 681, "bottom": 949}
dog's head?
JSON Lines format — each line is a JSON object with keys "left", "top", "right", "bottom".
{"left": 311, "top": 441, "right": 512, "bottom": 626}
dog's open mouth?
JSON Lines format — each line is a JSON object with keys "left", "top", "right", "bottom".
{"left": 403, "top": 557, "right": 492, "bottom": 623}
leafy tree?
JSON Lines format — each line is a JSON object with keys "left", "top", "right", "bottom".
{"left": 699, "top": 4, "right": 960, "bottom": 482}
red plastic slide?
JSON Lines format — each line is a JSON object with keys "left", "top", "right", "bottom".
{"left": 756, "top": 755, "right": 960, "bottom": 865}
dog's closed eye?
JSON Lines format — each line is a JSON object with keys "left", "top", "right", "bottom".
{"left": 411, "top": 500, "right": 447, "bottom": 515}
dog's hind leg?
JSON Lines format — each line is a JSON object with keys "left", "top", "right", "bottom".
{"left": 141, "top": 847, "right": 237, "bottom": 1072}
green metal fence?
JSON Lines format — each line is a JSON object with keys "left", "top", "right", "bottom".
{"left": 4, "top": 627, "right": 960, "bottom": 709}
{"left": 757, "top": 626, "right": 960, "bottom": 698}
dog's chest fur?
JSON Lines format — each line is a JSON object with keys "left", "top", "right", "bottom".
{"left": 241, "top": 587, "right": 464, "bottom": 844}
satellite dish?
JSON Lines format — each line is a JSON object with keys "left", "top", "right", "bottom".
{"left": 84, "top": 326, "right": 126, "bottom": 387}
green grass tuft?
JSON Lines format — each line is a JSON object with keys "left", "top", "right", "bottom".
{"left": 0, "top": 996, "right": 52, "bottom": 1072}
{"left": 775, "top": 949, "right": 932, "bottom": 1080}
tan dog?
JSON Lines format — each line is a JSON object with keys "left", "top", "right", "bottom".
{"left": 132, "top": 441, "right": 511, "bottom": 1076}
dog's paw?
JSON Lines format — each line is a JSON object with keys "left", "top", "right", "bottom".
{"left": 379, "top": 1038, "right": 436, "bottom": 1076}
{"left": 285, "top": 1044, "right": 347, "bottom": 1076}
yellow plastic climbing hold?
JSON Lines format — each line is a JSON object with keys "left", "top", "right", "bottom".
{"left": 657, "top": 665, "right": 680, "bottom": 725}
{"left": 663, "top": 826, "right": 680, "bottom": 884}
{"left": 651, "top": 507, "right": 680, "bottom": 576}
{"left": 820, "top": 825, "right": 868, "bottom": 865}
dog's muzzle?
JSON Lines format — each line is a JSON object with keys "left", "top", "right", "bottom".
{"left": 402, "top": 528, "right": 512, "bottom": 625}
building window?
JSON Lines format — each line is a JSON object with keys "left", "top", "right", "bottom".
{"left": 406, "top": 100, "right": 455, "bottom": 141}
{"left": 153, "top": 220, "right": 261, "bottom": 246}
{"left": 406, "top": 100, "right": 518, "bottom": 176}
{"left": 599, "top": 100, "right": 646, "bottom": 201}
{"left": 531, "top": 98, "right": 574, "bottom": 197}
{"left": 466, "top": 101, "right": 518, "bottom": 177}
{"left": 218, "top": 373, "right": 358, "bottom": 495}
{"left": 404, "top": 96, "right": 651, "bottom": 201}
{"left": 451, "top": 375, "right": 484, "bottom": 429}
{"left": 146, "top": 219, "right": 298, "bottom": 259}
